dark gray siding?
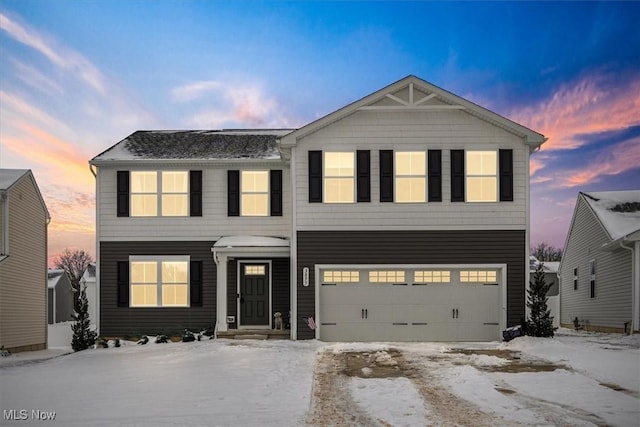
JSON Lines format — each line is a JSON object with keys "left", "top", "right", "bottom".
{"left": 297, "top": 230, "right": 525, "bottom": 339}
{"left": 226, "top": 258, "right": 290, "bottom": 329}
{"left": 100, "top": 241, "right": 216, "bottom": 336}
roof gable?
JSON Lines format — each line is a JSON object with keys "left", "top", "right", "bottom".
{"left": 0, "top": 169, "right": 50, "bottom": 220}
{"left": 280, "top": 75, "right": 546, "bottom": 150}
{"left": 582, "top": 190, "right": 640, "bottom": 240}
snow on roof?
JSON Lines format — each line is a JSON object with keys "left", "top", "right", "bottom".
{"left": 91, "top": 129, "right": 295, "bottom": 162}
{"left": 0, "top": 169, "right": 29, "bottom": 190}
{"left": 47, "top": 269, "right": 65, "bottom": 289}
{"left": 213, "top": 236, "right": 289, "bottom": 248}
{"left": 82, "top": 263, "right": 96, "bottom": 282}
{"left": 529, "top": 257, "right": 560, "bottom": 273}
{"left": 583, "top": 190, "right": 640, "bottom": 240}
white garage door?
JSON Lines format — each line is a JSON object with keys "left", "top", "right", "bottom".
{"left": 318, "top": 266, "right": 503, "bottom": 342}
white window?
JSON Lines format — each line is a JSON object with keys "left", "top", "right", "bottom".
{"left": 241, "top": 171, "right": 269, "bottom": 216}
{"left": 130, "top": 257, "right": 189, "bottom": 307}
{"left": 460, "top": 270, "right": 497, "bottom": 283}
{"left": 369, "top": 271, "right": 405, "bottom": 283}
{"left": 395, "top": 151, "right": 426, "bottom": 203}
{"left": 324, "top": 152, "right": 354, "bottom": 203}
{"left": 323, "top": 271, "right": 359, "bottom": 283}
{"left": 414, "top": 270, "right": 451, "bottom": 283}
{"left": 466, "top": 151, "right": 497, "bottom": 202}
{"left": 131, "top": 171, "right": 188, "bottom": 216}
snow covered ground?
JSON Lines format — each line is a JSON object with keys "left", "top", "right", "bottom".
{"left": 0, "top": 329, "right": 638, "bottom": 426}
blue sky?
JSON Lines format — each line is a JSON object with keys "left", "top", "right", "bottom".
{"left": 1, "top": 1, "right": 639, "bottom": 262}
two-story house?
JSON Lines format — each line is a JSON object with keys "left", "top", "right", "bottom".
{"left": 90, "top": 75, "right": 545, "bottom": 342}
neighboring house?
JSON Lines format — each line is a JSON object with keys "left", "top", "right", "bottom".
{"left": 0, "top": 169, "right": 50, "bottom": 352}
{"left": 529, "top": 256, "right": 560, "bottom": 328}
{"left": 90, "top": 75, "right": 545, "bottom": 342}
{"left": 559, "top": 191, "right": 640, "bottom": 333}
{"left": 47, "top": 269, "right": 74, "bottom": 324}
{"left": 80, "top": 262, "right": 98, "bottom": 325}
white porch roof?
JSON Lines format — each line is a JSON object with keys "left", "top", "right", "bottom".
{"left": 213, "top": 236, "right": 289, "bottom": 249}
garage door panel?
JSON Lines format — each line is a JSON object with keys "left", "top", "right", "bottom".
{"left": 318, "top": 266, "right": 503, "bottom": 342}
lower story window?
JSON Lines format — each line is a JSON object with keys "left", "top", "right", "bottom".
{"left": 130, "top": 256, "right": 189, "bottom": 307}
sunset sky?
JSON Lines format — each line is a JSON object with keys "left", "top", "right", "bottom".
{"left": 1, "top": 1, "right": 639, "bottom": 266}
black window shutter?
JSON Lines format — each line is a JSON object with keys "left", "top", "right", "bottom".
{"left": 190, "top": 260, "right": 203, "bottom": 307}
{"left": 356, "top": 150, "right": 371, "bottom": 202}
{"left": 270, "top": 170, "right": 283, "bottom": 216}
{"left": 190, "top": 170, "right": 202, "bottom": 216}
{"left": 499, "top": 149, "right": 514, "bottom": 202}
{"left": 380, "top": 150, "right": 394, "bottom": 202}
{"left": 450, "top": 150, "right": 465, "bottom": 202}
{"left": 308, "top": 151, "right": 323, "bottom": 203}
{"left": 116, "top": 261, "right": 129, "bottom": 307}
{"left": 228, "top": 170, "right": 240, "bottom": 216}
{"left": 428, "top": 150, "right": 442, "bottom": 202}
{"left": 117, "top": 171, "right": 130, "bottom": 217}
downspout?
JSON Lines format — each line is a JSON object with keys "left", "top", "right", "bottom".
{"left": 89, "top": 163, "right": 99, "bottom": 334}
{"left": 0, "top": 190, "right": 8, "bottom": 261}
{"left": 212, "top": 249, "right": 220, "bottom": 339}
{"left": 620, "top": 240, "right": 638, "bottom": 333}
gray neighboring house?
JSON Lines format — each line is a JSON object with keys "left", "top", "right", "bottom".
{"left": 559, "top": 191, "right": 640, "bottom": 333}
{"left": 80, "top": 262, "right": 97, "bottom": 325}
{"left": 90, "top": 75, "right": 546, "bottom": 342}
{"left": 529, "top": 256, "right": 560, "bottom": 328}
{"left": 0, "top": 169, "right": 50, "bottom": 352}
{"left": 47, "top": 269, "right": 74, "bottom": 324}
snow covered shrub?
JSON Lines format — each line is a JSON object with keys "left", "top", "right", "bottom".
{"left": 526, "top": 263, "right": 555, "bottom": 337}
{"left": 181, "top": 329, "right": 195, "bottom": 342}
{"left": 155, "top": 335, "right": 169, "bottom": 344}
{"left": 70, "top": 285, "right": 97, "bottom": 351}
{"left": 137, "top": 336, "right": 149, "bottom": 345}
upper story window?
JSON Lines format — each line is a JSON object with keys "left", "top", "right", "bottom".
{"left": 324, "top": 152, "right": 355, "bottom": 203}
{"left": 130, "top": 256, "right": 189, "bottom": 307}
{"left": 466, "top": 151, "right": 497, "bottom": 202}
{"left": 589, "top": 260, "right": 596, "bottom": 298}
{"left": 395, "top": 151, "right": 426, "bottom": 203}
{"left": 241, "top": 171, "right": 269, "bottom": 216}
{"left": 130, "top": 171, "right": 188, "bottom": 217}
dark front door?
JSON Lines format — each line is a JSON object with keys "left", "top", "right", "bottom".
{"left": 240, "top": 263, "right": 270, "bottom": 326}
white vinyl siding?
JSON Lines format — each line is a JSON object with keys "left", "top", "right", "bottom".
{"left": 98, "top": 166, "right": 291, "bottom": 240}
{"left": 294, "top": 108, "right": 528, "bottom": 231}
{"left": 559, "top": 197, "right": 633, "bottom": 329}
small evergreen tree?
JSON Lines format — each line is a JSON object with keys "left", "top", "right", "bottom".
{"left": 526, "top": 263, "right": 555, "bottom": 337}
{"left": 70, "top": 285, "right": 97, "bottom": 351}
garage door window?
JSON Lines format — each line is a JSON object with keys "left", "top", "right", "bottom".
{"left": 369, "top": 271, "right": 405, "bottom": 283}
{"left": 414, "top": 270, "right": 451, "bottom": 284}
{"left": 323, "top": 271, "right": 359, "bottom": 283}
{"left": 460, "top": 270, "right": 497, "bottom": 283}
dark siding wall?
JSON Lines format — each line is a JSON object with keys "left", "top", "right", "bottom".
{"left": 227, "top": 258, "right": 290, "bottom": 329}
{"left": 100, "top": 241, "right": 216, "bottom": 336}
{"left": 296, "top": 230, "right": 525, "bottom": 339}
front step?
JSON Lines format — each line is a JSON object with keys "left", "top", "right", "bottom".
{"left": 217, "top": 329, "right": 290, "bottom": 340}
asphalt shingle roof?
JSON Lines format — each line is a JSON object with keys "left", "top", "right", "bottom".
{"left": 91, "top": 130, "right": 294, "bottom": 162}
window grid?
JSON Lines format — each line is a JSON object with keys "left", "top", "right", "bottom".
{"left": 395, "top": 152, "right": 426, "bottom": 203}
{"left": 459, "top": 270, "right": 497, "bottom": 283}
{"left": 369, "top": 271, "right": 405, "bottom": 283}
{"left": 324, "top": 152, "right": 355, "bottom": 203}
{"left": 466, "top": 151, "right": 497, "bottom": 202}
{"left": 241, "top": 171, "right": 269, "bottom": 216}
{"left": 130, "top": 258, "right": 189, "bottom": 307}
{"left": 245, "top": 265, "right": 266, "bottom": 276}
{"left": 323, "top": 271, "right": 359, "bottom": 283}
{"left": 414, "top": 270, "right": 451, "bottom": 283}
{"left": 131, "top": 171, "right": 189, "bottom": 217}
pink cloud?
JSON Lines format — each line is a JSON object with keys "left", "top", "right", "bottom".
{"left": 510, "top": 71, "right": 640, "bottom": 151}
{"left": 557, "top": 136, "right": 640, "bottom": 187}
